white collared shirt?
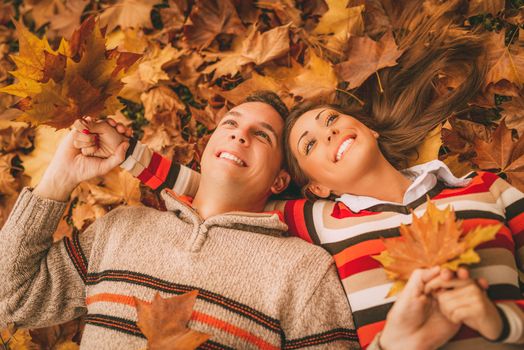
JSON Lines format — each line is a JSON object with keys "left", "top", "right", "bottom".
{"left": 335, "top": 160, "right": 472, "bottom": 212}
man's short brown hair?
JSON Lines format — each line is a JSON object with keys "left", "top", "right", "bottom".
{"left": 244, "top": 91, "right": 289, "bottom": 120}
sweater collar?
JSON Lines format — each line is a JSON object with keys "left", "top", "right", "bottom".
{"left": 335, "top": 159, "right": 471, "bottom": 212}
{"left": 160, "top": 188, "right": 288, "bottom": 236}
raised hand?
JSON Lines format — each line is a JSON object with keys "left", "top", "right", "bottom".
{"left": 33, "top": 120, "right": 130, "bottom": 202}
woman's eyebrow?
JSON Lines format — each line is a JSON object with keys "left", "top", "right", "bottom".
{"left": 315, "top": 109, "right": 328, "bottom": 121}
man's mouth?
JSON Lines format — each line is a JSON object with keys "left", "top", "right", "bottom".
{"left": 216, "top": 151, "right": 247, "bottom": 167}
{"left": 335, "top": 135, "right": 356, "bottom": 162}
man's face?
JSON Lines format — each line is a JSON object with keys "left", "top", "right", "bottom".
{"left": 200, "top": 102, "right": 289, "bottom": 198}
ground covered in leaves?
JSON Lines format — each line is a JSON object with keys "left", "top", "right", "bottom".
{"left": 0, "top": 0, "right": 523, "bottom": 348}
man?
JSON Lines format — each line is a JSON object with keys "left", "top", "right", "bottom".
{"left": 0, "top": 92, "right": 359, "bottom": 349}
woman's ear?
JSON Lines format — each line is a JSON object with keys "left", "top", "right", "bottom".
{"left": 270, "top": 169, "right": 291, "bottom": 194}
{"left": 371, "top": 130, "right": 379, "bottom": 138}
{"left": 307, "top": 182, "right": 331, "bottom": 198}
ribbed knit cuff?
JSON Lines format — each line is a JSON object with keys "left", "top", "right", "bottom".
{"left": 494, "top": 302, "right": 524, "bottom": 343}
{"left": 5, "top": 186, "right": 69, "bottom": 239}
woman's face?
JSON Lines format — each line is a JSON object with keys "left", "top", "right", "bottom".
{"left": 288, "top": 107, "right": 381, "bottom": 197}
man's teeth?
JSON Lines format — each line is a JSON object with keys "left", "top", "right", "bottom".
{"left": 336, "top": 138, "right": 354, "bottom": 161}
{"left": 219, "top": 152, "right": 246, "bottom": 166}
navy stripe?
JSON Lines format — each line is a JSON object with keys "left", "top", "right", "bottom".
{"left": 124, "top": 137, "right": 138, "bottom": 160}
{"left": 353, "top": 302, "right": 393, "bottom": 328}
{"left": 63, "top": 236, "right": 87, "bottom": 282}
{"left": 304, "top": 201, "right": 321, "bottom": 245}
{"left": 72, "top": 231, "right": 88, "bottom": 273}
{"left": 157, "top": 162, "right": 181, "bottom": 192}
{"left": 283, "top": 328, "right": 358, "bottom": 349}
{"left": 506, "top": 198, "right": 524, "bottom": 222}
{"left": 86, "top": 269, "right": 282, "bottom": 333}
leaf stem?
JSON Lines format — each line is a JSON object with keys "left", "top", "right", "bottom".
{"left": 375, "top": 71, "right": 384, "bottom": 94}
{"left": 336, "top": 88, "right": 365, "bottom": 106}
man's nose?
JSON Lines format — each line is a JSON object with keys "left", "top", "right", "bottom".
{"left": 230, "top": 132, "right": 249, "bottom": 145}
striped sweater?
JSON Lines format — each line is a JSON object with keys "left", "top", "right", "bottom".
{"left": 0, "top": 186, "right": 359, "bottom": 349}
{"left": 121, "top": 138, "right": 524, "bottom": 349}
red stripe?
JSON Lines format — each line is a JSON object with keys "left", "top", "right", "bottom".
{"left": 338, "top": 256, "right": 381, "bottom": 280}
{"left": 357, "top": 321, "right": 385, "bottom": 348}
{"left": 287, "top": 200, "right": 313, "bottom": 243}
{"left": 509, "top": 212, "right": 524, "bottom": 240}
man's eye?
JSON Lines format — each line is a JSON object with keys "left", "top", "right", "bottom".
{"left": 222, "top": 119, "right": 236, "bottom": 127}
{"left": 326, "top": 113, "right": 338, "bottom": 126}
{"left": 255, "top": 131, "right": 271, "bottom": 142}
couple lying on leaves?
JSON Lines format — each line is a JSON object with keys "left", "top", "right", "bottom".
{"left": 2, "top": 7, "right": 524, "bottom": 350}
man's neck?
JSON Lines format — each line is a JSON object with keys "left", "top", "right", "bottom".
{"left": 191, "top": 183, "right": 267, "bottom": 219}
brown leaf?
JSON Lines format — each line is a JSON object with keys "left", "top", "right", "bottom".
{"left": 183, "top": 0, "right": 245, "bottom": 50}
{"left": 335, "top": 31, "right": 403, "bottom": 89}
{"left": 135, "top": 291, "right": 211, "bottom": 350}
{"left": 472, "top": 120, "right": 524, "bottom": 191}
{"left": 485, "top": 31, "right": 524, "bottom": 87}
{"left": 238, "top": 24, "right": 291, "bottom": 66}
{"left": 99, "top": 0, "right": 163, "bottom": 33}
{"left": 140, "top": 86, "right": 185, "bottom": 122}
{"left": 0, "top": 123, "right": 35, "bottom": 153}
{"left": 500, "top": 95, "right": 524, "bottom": 136}
{"left": 29, "top": 317, "right": 83, "bottom": 349}
{"left": 0, "top": 153, "right": 19, "bottom": 196}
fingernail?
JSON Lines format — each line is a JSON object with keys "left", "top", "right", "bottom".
{"left": 81, "top": 129, "right": 91, "bottom": 135}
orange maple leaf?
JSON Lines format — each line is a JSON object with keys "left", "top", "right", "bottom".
{"left": 135, "top": 291, "right": 211, "bottom": 350}
{"left": 373, "top": 199, "right": 500, "bottom": 296}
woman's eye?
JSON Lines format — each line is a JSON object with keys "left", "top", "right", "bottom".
{"left": 222, "top": 119, "right": 236, "bottom": 127}
{"left": 326, "top": 113, "right": 338, "bottom": 126}
{"left": 304, "top": 139, "right": 315, "bottom": 155}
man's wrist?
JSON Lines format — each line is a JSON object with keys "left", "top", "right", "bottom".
{"left": 34, "top": 175, "right": 76, "bottom": 202}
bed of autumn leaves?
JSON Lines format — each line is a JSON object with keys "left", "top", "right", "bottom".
{"left": 0, "top": 0, "right": 524, "bottom": 348}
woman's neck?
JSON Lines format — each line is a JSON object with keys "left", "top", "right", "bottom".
{"left": 343, "top": 158, "right": 412, "bottom": 203}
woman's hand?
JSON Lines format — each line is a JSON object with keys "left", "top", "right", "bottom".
{"left": 72, "top": 117, "right": 132, "bottom": 159}
{"left": 379, "top": 267, "right": 461, "bottom": 350}
{"left": 425, "top": 268, "right": 502, "bottom": 340}
{"left": 33, "top": 120, "right": 130, "bottom": 202}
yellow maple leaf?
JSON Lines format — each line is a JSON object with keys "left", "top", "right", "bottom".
{"left": 373, "top": 199, "right": 501, "bottom": 296}
{"left": 0, "top": 17, "right": 141, "bottom": 129}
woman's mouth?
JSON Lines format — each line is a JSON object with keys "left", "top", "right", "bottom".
{"left": 335, "top": 136, "right": 356, "bottom": 162}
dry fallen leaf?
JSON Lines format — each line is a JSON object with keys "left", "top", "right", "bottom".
{"left": 135, "top": 291, "right": 211, "bottom": 350}
{"left": 0, "top": 17, "right": 141, "bottom": 129}
{"left": 99, "top": 0, "right": 163, "bottom": 33}
{"left": 472, "top": 120, "right": 524, "bottom": 191}
{"left": 485, "top": 31, "right": 524, "bottom": 88}
{"left": 335, "top": 31, "right": 403, "bottom": 89}
{"left": 374, "top": 199, "right": 501, "bottom": 296}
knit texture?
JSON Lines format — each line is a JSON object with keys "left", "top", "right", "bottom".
{"left": 0, "top": 186, "right": 359, "bottom": 349}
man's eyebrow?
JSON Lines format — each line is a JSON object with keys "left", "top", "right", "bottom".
{"left": 223, "top": 110, "right": 241, "bottom": 118}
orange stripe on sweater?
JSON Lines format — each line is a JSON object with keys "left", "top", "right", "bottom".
{"left": 333, "top": 240, "right": 385, "bottom": 268}
{"left": 357, "top": 320, "right": 385, "bottom": 348}
{"left": 86, "top": 293, "right": 279, "bottom": 350}
{"left": 86, "top": 274, "right": 277, "bottom": 329}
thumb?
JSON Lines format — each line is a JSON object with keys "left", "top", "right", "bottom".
{"left": 99, "top": 141, "right": 129, "bottom": 173}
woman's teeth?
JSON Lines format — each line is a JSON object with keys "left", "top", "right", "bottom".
{"left": 219, "top": 152, "right": 246, "bottom": 166}
{"left": 336, "top": 138, "right": 354, "bottom": 161}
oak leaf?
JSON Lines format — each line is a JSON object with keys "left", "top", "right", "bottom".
{"left": 500, "top": 95, "right": 524, "bottom": 136}
{"left": 472, "top": 120, "right": 524, "bottom": 191}
{"left": 374, "top": 199, "right": 501, "bottom": 296}
{"left": 335, "top": 31, "right": 403, "bottom": 89}
{"left": 135, "top": 291, "right": 211, "bottom": 350}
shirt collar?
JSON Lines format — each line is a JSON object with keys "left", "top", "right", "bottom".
{"left": 335, "top": 160, "right": 471, "bottom": 212}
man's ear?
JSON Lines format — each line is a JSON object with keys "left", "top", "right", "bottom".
{"left": 307, "top": 182, "right": 331, "bottom": 198}
{"left": 371, "top": 129, "right": 379, "bottom": 139}
{"left": 270, "top": 169, "right": 291, "bottom": 194}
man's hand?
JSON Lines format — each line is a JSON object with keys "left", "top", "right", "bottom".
{"left": 379, "top": 267, "right": 461, "bottom": 350}
{"left": 33, "top": 118, "right": 130, "bottom": 202}
{"left": 425, "top": 268, "right": 501, "bottom": 340}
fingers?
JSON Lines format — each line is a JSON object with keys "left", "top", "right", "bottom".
{"left": 99, "top": 141, "right": 130, "bottom": 173}
{"left": 424, "top": 275, "right": 474, "bottom": 295}
{"left": 404, "top": 267, "right": 440, "bottom": 298}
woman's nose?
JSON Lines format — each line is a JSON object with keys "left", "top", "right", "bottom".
{"left": 326, "top": 128, "right": 338, "bottom": 143}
